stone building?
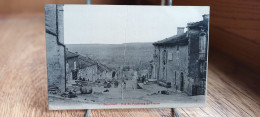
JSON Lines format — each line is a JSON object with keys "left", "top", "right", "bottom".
{"left": 66, "top": 51, "right": 79, "bottom": 81}
{"left": 152, "top": 14, "right": 209, "bottom": 96}
{"left": 45, "top": 5, "right": 66, "bottom": 93}
{"left": 66, "top": 51, "right": 98, "bottom": 81}
{"left": 97, "top": 63, "right": 114, "bottom": 80}
{"left": 77, "top": 54, "right": 98, "bottom": 81}
{"left": 66, "top": 50, "right": 113, "bottom": 82}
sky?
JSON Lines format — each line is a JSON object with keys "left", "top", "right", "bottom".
{"left": 64, "top": 5, "right": 209, "bottom": 44}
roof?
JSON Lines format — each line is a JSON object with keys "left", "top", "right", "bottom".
{"left": 66, "top": 50, "right": 112, "bottom": 72}
{"left": 187, "top": 20, "right": 208, "bottom": 30}
{"left": 78, "top": 55, "right": 97, "bottom": 68}
{"left": 153, "top": 33, "right": 188, "bottom": 46}
{"left": 66, "top": 51, "right": 78, "bottom": 59}
{"left": 97, "top": 63, "right": 112, "bottom": 72}
{"left": 66, "top": 51, "right": 112, "bottom": 72}
{"left": 153, "top": 16, "right": 209, "bottom": 46}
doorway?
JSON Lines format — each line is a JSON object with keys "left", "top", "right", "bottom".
{"left": 72, "top": 70, "right": 78, "bottom": 80}
{"left": 180, "top": 72, "right": 184, "bottom": 91}
{"left": 112, "top": 71, "right": 116, "bottom": 78}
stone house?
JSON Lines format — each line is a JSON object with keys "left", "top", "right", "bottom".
{"left": 77, "top": 55, "right": 98, "bottom": 82}
{"left": 152, "top": 14, "right": 209, "bottom": 96}
{"left": 66, "top": 51, "right": 98, "bottom": 82}
{"left": 66, "top": 50, "right": 113, "bottom": 82}
{"left": 96, "top": 63, "right": 114, "bottom": 80}
{"left": 45, "top": 5, "right": 66, "bottom": 93}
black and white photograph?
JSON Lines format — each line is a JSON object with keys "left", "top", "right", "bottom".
{"left": 45, "top": 5, "right": 209, "bottom": 110}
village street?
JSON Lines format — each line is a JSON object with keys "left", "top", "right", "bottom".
{"left": 49, "top": 74, "right": 205, "bottom": 108}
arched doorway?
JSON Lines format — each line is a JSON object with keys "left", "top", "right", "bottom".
{"left": 180, "top": 72, "right": 184, "bottom": 91}
{"left": 112, "top": 71, "right": 116, "bottom": 78}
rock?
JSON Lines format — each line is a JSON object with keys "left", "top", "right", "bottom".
{"left": 68, "top": 91, "right": 77, "bottom": 98}
{"left": 80, "top": 86, "right": 92, "bottom": 94}
{"left": 104, "top": 89, "right": 109, "bottom": 92}
{"left": 161, "top": 90, "right": 169, "bottom": 95}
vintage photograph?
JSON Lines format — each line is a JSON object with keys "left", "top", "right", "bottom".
{"left": 45, "top": 5, "right": 209, "bottom": 110}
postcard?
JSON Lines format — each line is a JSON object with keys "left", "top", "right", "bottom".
{"left": 45, "top": 4, "right": 209, "bottom": 110}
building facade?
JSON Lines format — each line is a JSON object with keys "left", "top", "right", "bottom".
{"left": 45, "top": 5, "right": 66, "bottom": 93}
{"left": 66, "top": 50, "right": 113, "bottom": 82}
{"left": 152, "top": 14, "right": 209, "bottom": 96}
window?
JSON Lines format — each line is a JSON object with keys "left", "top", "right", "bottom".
{"left": 199, "top": 32, "right": 206, "bottom": 53}
{"left": 168, "top": 52, "right": 173, "bottom": 61}
{"left": 177, "top": 45, "right": 179, "bottom": 51}
{"left": 163, "top": 49, "right": 167, "bottom": 65}
{"left": 74, "top": 61, "right": 77, "bottom": 70}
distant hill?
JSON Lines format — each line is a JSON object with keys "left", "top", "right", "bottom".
{"left": 66, "top": 43, "right": 154, "bottom": 69}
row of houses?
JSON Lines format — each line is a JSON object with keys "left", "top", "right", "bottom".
{"left": 65, "top": 50, "right": 115, "bottom": 82}
{"left": 151, "top": 14, "right": 209, "bottom": 96}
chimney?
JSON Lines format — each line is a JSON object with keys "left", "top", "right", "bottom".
{"left": 202, "top": 14, "right": 209, "bottom": 21}
{"left": 177, "top": 27, "right": 185, "bottom": 35}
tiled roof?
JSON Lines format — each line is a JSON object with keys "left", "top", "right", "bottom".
{"left": 66, "top": 51, "right": 78, "bottom": 59}
{"left": 78, "top": 55, "right": 97, "bottom": 68}
{"left": 153, "top": 33, "right": 188, "bottom": 46}
{"left": 153, "top": 17, "right": 208, "bottom": 46}
{"left": 66, "top": 50, "right": 111, "bottom": 72}
{"left": 97, "top": 63, "right": 112, "bottom": 72}
{"left": 187, "top": 20, "right": 208, "bottom": 30}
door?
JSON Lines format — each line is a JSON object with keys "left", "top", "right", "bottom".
{"left": 72, "top": 70, "right": 78, "bottom": 80}
{"left": 112, "top": 71, "right": 116, "bottom": 78}
{"left": 180, "top": 72, "right": 184, "bottom": 91}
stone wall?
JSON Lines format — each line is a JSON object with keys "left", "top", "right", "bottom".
{"left": 165, "top": 45, "right": 189, "bottom": 91}
{"left": 154, "top": 44, "right": 192, "bottom": 94}
{"left": 79, "top": 65, "right": 98, "bottom": 81}
{"left": 45, "top": 5, "right": 66, "bottom": 93}
{"left": 187, "top": 20, "right": 209, "bottom": 95}
{"left": 187, "top": 30, "right": 200, "bottom": 79}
